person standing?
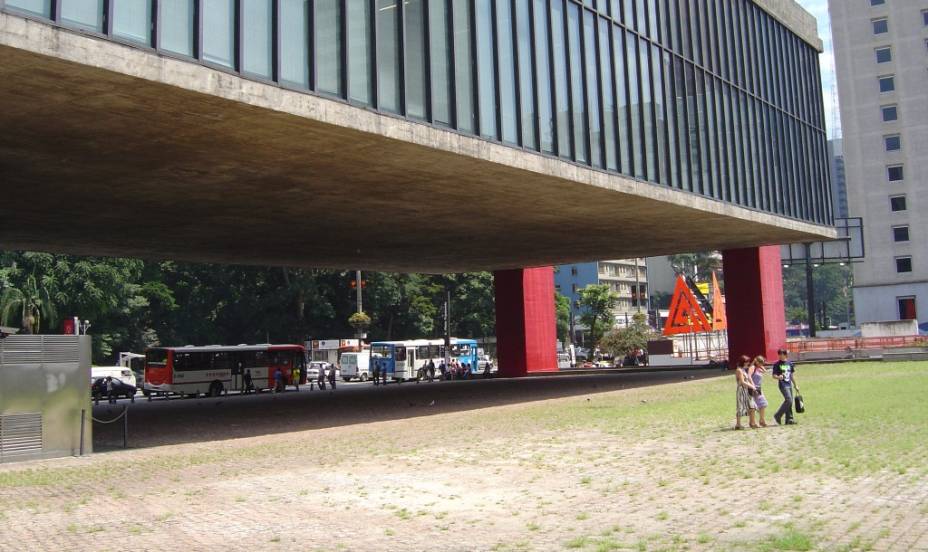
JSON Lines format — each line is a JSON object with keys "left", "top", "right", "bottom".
{"left": 772, "top": 349, "right": 798, "bottom": 425}
{"left": 373, "top": 359, "right": 381, "bottom": 386}
{"left": 428, "top": 359, "right": 435, "bottom": 383}
{"left": 733, "top": 356, "right": 758, "bottom": 429}
{"left": 328, "top": 362, "right": 337, "bottom": 391}
{"left": 274, "top": 368, "right": 284, "bottom": 393}
{"left": 106, "top": 376, "right": 117, "bottom": 404}
{"left": 749, "top": 356, "right": 769, "bottom": 427}
{"left": 317, "top": 363, "right": 327, "bottom": 391}
{"left": 243, "top": 369, "right": 254, "bottom": 394}
{"left": 380, "top": 361, "right": 388, "bottom": 386}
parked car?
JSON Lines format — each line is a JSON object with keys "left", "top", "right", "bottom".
{"left": 91, "top": 377, "right": 137, "bottom": 402}
{"left": 307, "top": 361, "right": 336, "bottom": 381}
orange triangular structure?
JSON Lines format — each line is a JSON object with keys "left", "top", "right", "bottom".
{"left": 663, "top": 276, "right": 713, "bottom": 335}
{"left": 711, "top": 271, "right": 727, "bottom": 331}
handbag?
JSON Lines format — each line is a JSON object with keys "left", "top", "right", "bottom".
{"left": 794, "top": 386, "right": 805, "bottom": 414}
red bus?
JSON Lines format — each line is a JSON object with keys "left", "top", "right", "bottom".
{"left": 144, "top": 344, "right": 306, "bottom": 398}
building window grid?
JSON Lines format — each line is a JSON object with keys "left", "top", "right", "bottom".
{"left": 0, "top": 0, "right": 830, "bottom": 225}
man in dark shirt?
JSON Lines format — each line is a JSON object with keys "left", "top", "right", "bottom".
{"left": 772, "top": 348, "right": 798, "bottom": 425}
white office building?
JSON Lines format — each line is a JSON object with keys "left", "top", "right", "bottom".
{"left": 830, "top": 0, "right": 928, "bottom": 326}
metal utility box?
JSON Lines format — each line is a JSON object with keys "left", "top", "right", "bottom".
{"left": 0, "top": 335, "right": 92, "bottom": 462}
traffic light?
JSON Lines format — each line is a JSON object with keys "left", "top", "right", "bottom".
{"left": 349, "top": 279, "right": 368, "bottom": 289}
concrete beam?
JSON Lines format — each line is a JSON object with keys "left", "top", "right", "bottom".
{"left": 0, "top": 14, "right": 834, "bottom": 273}
{"left": 754, "top": 0, "right": 824, "bottom": 52}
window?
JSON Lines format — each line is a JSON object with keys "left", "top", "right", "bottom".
{"left": 404, "top": 0, "right": 427, "bottom": 119}
{"left": 113, "top": 0, "right": 152, "bottom": 44}
{"left": 243, "top": 0, "right": 274, "bottom": 79}
{"left": 881, "top": 105, "right": 898, "bottom": 121}
{"left": 280, "top": 0, "right": 310, "bottom": 88}
{"left": 884, "top": 135, "right": 901, "bottom": 151}
{"left": 60, "top": 0, "right": 104, "bottom": 31}
{"left": 890, "top": 195, "right": 907, "bottom": 211}
{"left": 898, "top": 297, "right": 917, "bottom": 321}
{"left": 872, "top": 18, "right": 888, "bottom": 35}
{"left": 496, "top": 0, "right": 518, "bottom": 143}
{"left": 160, "top": 0, "right": 195, "bottom": 56}
{"left": 376, "top": 0, "right": 401, "bottom": 113}
{"left": 428, "top": 0, "right": 451, "bottom": 124}
{"left": 6, "top": 0, "right": 52, "bottom": 17}
{"left": 893, "top": 226, "right": 910, "bottom": 242}
{"left": 347, "top": 0, "right": 371, "bottom": 102}
{"left": 476, "top": 0, "right": 497, "bottom": 139}
{"left": 875, "top": 47, "right": 892, "bottom": 64}
{"left": 870, "top": 0, "right": 885, "bottom": 5}
{"left": 887, "top": 165, "right": 904, "bottom": 181}
{"left": 572, "top": 284, "right": 578, "bottom": 293}
{"left": 202, "top": 0, "right": 235, "bottom": 67}
{"left": 316, "top": 0, "right": 343, "bottom": 95}
{"left": 896, "top": 257, "right": 913, "bottom": 273}
{"left": 923, "top": 10, "right": 928, "bottom": 26}
{"left": 878, "top": 75, "right": 895, "bottom": 93}
{"left": 571, "top": 267, "right": 578, "bottom": 276}
{"left": 453, "top": 1, "right": 475, "bottom": 133}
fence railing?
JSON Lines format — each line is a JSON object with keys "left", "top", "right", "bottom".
{"left": 787, "top": 335, "right": 926, "bottom": 353}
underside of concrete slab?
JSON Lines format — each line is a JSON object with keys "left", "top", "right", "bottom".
{"left": 0, "top": 15, "right": 834, "bottom": 272}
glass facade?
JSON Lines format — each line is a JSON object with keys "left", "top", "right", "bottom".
{"left": 4, "top": 0, "right": 831, "bottom": 226}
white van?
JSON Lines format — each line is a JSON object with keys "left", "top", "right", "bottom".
{"left": 341, "top": 351, "right": 378, "bottom": 382}
{"left": 91, "top": 365, "right": 137, "bottom": 388}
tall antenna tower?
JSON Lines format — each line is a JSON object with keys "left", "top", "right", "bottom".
{"left": 831, "top": 82, "right": 842, "bottom": 140}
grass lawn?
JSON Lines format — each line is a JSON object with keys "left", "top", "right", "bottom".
{"left": 1, "top": 361, "right": 926, "bottom": 551}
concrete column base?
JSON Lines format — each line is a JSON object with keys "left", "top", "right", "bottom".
{"left": 722, "top": 246, "right": 787, "bottom": 365}
{"left": 493, "top": 268, "right": 558, "bottom": 377}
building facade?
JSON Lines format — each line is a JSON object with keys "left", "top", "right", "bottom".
{"left": 555, "top": 259, "right": 647, "bottom": 332}
{"left": 831, "top": 0, "right": 928, "bottom": 325}
{"left": 828, "top": 138, "right": 848, "bottom": 219}
{"left": 2, "top": 0, "right": 832, "bottom": 230}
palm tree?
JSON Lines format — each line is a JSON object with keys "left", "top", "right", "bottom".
{"left": 0, "top": 274, "right": 57, "bottom": 334}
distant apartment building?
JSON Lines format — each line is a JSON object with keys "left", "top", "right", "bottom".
{"left": 555, "top": 260, "right": 648, "bottom": 332}
{"left": 828, "top": 139, "right": 849, "bottom": 219}
{"left": 830, "top": 0, "right": 928, "bottom": 325}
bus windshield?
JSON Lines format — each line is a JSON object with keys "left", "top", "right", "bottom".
{"left": 146, "top": 349, "right": 168, "bottom": 366}
{"left": 371, "top": 345, "right": 393, "bottom": 359}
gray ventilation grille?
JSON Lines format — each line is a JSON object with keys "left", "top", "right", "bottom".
{"left": 0, "top": 335, "right": 80, "bottom": 364}
{"left": 0, "top": 413, "right": 44, "bottom": 459}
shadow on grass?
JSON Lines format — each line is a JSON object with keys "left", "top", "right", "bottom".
{"left": 92, "top": 368, "right": 727, "bottom": 451}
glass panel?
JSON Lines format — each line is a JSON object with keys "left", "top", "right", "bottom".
{"left": 202, "top": 0, "right": 235, "bottom": 68}
{"left": 160, "top": 0, "right": 195, "bottom": 56}
{"left": 243, "top": 0, "right": 273, "bottom": 78}
{"left": 652, "top": 45, "right": 666, "bottom": 184}
{"left": 613, "top": 27, "right": 630, "bottom": 174}
{"left": 599, "top": 18, "right": 617, "bottom": 171}
{"left": 662, "top": 50, "right": 678, "bottom": 189}
{"left": 316, "top": 0, "right": 342, "bottom": 95}
{"left": 517, "top": 0, "right": 536, "bottom": 149}
{"left": 639, "top": 39, "right": 653, "bottom": 181}
{"left": 377, "top": 0, "right": 401, "bottom": 113}
{"left": 6, "top": 0, "right": 51, "bottom": 17}
{"left": 583, "top": 11, "right": 601, "bottom": 167}
{"left": 476, "top": 0, "right": 496, "bottom": 139}
{"left": 626, "top": 31, "right": 643, "bottom": 179}
{"left": 453, "top": 0, "right": 475, "bottom": 132}
{"left": 551, "top": 0, "right": 571, "bottom": 158}
{"left": 405, "top": 0, "right": 427, "bottom": 119}
{"left": 567, "top": 3, "right": 586, "bottom": 163}
{"left": 428, "top": 0, "right": 451, "bottom": 124}
{"left": 280, "top": 0, "right": 310, "bottom": 88}
{"left": 497, "top": 0, "right": 518, "bottom": 144}
{"left": 533, "top": 0, "right": 554, "bottom": 153}
{"left": 113, "top": 0, "right": 151, "bottom": 44}
{"left": 60, "top": 0, "right": 104, "bottom": 32}
{"left": 674, "top": 58, "right": 690, "bottom": 192}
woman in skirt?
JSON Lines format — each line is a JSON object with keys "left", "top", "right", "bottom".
{"left": 734, "top": 355, "right": 758, "bottom": 429}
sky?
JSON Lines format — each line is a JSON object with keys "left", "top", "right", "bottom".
{"left": 795, "top": 0, "right": 839, "bottom": 139}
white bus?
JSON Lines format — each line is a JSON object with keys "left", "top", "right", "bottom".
{"left": 369, "top": 338, "right": 479, "bottom": 382}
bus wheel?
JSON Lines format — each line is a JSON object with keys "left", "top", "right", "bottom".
{"left": 360, "top": 373, "right": 367, "bottom": 382}
{"left": 208, "top": 381, "right": 224, "bottom": 398}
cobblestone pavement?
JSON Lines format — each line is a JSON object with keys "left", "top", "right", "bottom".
{"left": 1, "top": 370, "right": 926, "bottom": 551}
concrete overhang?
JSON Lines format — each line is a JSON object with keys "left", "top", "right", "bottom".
{"left": 0, "top": 14, "right": 835, "bottom": 273}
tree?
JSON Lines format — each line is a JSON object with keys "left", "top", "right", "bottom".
{"left": 781, "top": 263, "right": 853, "bottom": 327}
{"left": 667, "top": 252, "right": 722, "bottom": 282}
{"left": 0, "top": 273, "right": 57, "bottom": 334}
{"left": 577, "top": 284, "right": 618, "bottom": 347}
{"left": 600, "top": 312, "right": 654, "bottom": 359}
{"left": 555, "top": 292, "right": 571, "bottom": 342}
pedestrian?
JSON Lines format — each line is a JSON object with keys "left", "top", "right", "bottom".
{"left": 733, "top": 355, "right": 758, "bottom": 430}
{"left": 772, "top": 349, "right": 798, "bottom": 425}
{"left": 243, "top": 368, "right": 254, "bottom": 394}
{"left": 328, "top": 362, "right": 337, "bottom": 391}
{"left": 274, "top": 368, "right": 284, "bottom": 393}
{"left": 292, "top": 364, "right": 300, "bottom": 392}
{"left": 428, "top": 360, "right": 436, "bottom": 383}
{"left": 439, "top": 361, "right": 447, "bottom": 380}
{"left": 299, "top": 361, "right": 307, "bottom": 390}
{"left": 318, "top": 363, "right": 327, "bottom": 391}
{"left": 483, "top": 359, "right": 492, "bottom": 378}
{"left": 749, "top": 356, "right": 770, "bottom": 427}
{"left": 373, "top": 359, "right": 381, "bottom": 386}
{"left": 381, "top": 362, "right": 388, "bottom": 385}
{"left": 106, "top": 375, "right": 117, "bottom": 404}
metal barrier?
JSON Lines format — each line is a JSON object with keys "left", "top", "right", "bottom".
{"left": 787, "top": 335, "right": 926, "bottom": 353}
{"left": 91, "top": 405, "right": 128, "bottom": 449}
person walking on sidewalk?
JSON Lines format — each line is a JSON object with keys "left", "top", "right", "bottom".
{"left": 772, "top": 349, "right": 798, "bottom": 425}
{"left": 749, "top": 356, "right": 769, "bottom": 427}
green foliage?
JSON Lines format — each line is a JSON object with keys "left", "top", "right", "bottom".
{"left": 782, "top": 264, "right": 853, "bottom": 327}
{"left": 667, "top": 252, "right": 721, "bottom": 283}
{"left": 599, "top": 312, "right": 654, "bottom": 358}
{"left": 348, "top": 311, "right": 372, "bottom": 331}
{"left": 555, "top": 292, "right": 571, "bottom": 342}
{"left": 577, "top": 284, "right": 618, "bottom": 346}
{"left": 0, "top": 251, "right": 496, "bottom": 363}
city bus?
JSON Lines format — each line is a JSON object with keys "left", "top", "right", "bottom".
{"left": 369, "top": 338, "right": 479, "bottom": 382}
{"left": 144, "top": 344, "right": 306, "bottom": 398}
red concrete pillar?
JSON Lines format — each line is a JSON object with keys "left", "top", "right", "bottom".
{"left": 721, "top": 245, "right": 787, "bottom": 365}
{"left": 494, "top": 267, "right": 558, "bottom": 377}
